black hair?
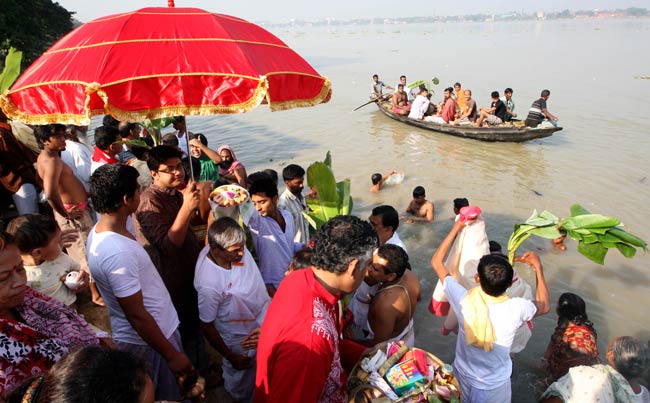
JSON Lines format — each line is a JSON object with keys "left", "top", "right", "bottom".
{"left": 541, "top": 89, "right": 551, "bottom": 97}
{"left": 557, "top": 292, "right": 595, "bottom": 333}
{"left": 90, "top": 164, "right": 140, "bottom": 214}
{"left": 476, "top": 254, "right": 513, "bottom": 296}
{"left": 247, "top": 171, "right": 273, "bottom": 187}
{"left": 397, "top": 84, "right": 404, "bottom": 88}
{"left": 371, "top": 173, "right": 382, "bottom": 185}
{"left": 94, "top": 126, "right": 120, "bottom": 151}
{"left": 376, "top": 243, "right": 409, "bottom": 280}
{"left": 491, "top": 91, "right": 500, "bottom": 99}
{"left": 291, "top": 249, "right": 313, "bottom": 270}
{"left": 400, "top": 75, "right": 406, "bottom": 80}
{"left": 372, "top": 74, "right": 378, "bottom": 79}
{"left": 146, "top": 145, "right": 183, "bottom": 171}
{"left": 282, "top": 164, "right": 305, "bottom": 182}
{"left": 453, "top": 198, "right": 469, "bottom": 210}
{"left": 412, "top": 186, "right": 425, "bottom": 198}
{"left": 33, "top": 125, "right": 64, "bottom": 148}
{"left": 131, "top": 144, "right": 149, "bottom": 160}
{"left": 6, "top": 346, "right": 148, "bottom": 403}
{"left": 6, "top": 214, "right": 58, "bottom": 253}
{"left": 504, "top": 87, "right": 513, "bottom": 94}
{"left": 118, "top": 123, "right": 138, "bottom": 139}
{"left": 264, "top": 169, "right": 278, "bottom": 184}
{"left": 248, "top": 177, "right": 278, "bottom": 199}
{"left": 371, "top": 205, "right": 399, "bottom": 232}
{"left": 173, "top": 115, "right": 185, "bottom": 123}
{"left": 190, "top": 133, "right": 208, "bottom": 146}
{"left": 488, "top": 240, "right": 503, "bottom": 254}
{"left": 102, "top": 114, "right": 120, "bottom": 128}
{"left": 161, "top": 133, "right": 179, "bottom": 146}
{"left": 445, "top": 87, "right": 454, "bottom": 94}
{"left": 311, "top": 215, "right": 377, "bottom": 274}
{"left": 454, "top": 82, "right": 461, "bottom": 87}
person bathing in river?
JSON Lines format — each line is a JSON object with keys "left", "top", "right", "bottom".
{"left": 391, "top": 84, "right": 411, "bottom": 115}
{"left": 369, "top": 170, "right": 400, "bottom": 193}
{"left": 475, "top": 91, "right": 507, "bottom": 127}
{"left": 404, "top": 186, "right": 434, "bottom": 223}
{"left": 425, "top": 87, "right": 457, "bottom": 124}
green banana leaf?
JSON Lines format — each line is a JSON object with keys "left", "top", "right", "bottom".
{"left": 570, "top": 204, "right": 591, "bottom": 216}
{"left": 304, "top": 152, "right": 353, "bottom": 231}
{"left": 615, "top": 243, "right": 637, "bottom": 258}
{"left": 561, "top": 214, "right": 620, "bottom": 230}
{"left": 323, "top": 151, "right": 332, "bottom": 170}
{"left": 608, "top": 227, "right": 648, "bottom": 249}
{"left": 528, "top": 226, "right": 562, "bottom": 239}
{"left": 0, "top": 47, "right": 22, "bottom": 93}
{"left": 307, "top": 162, "right": 337, "bottom": 203}
{"left": 577, "top": 241, "right": 608, "bottom": 264}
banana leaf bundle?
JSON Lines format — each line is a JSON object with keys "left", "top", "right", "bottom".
{"left": 507, "top": 204, "right": 647, "bottom": 265}
{"left": 304, "top": 151, "right": 352, "bottom": 231}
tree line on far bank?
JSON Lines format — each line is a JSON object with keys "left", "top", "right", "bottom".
{"left": 0, "top": 0, "right": 75, "bottom": 73}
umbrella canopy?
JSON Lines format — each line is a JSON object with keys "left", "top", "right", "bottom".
{"left": 0, "top": 7, "right": 331, "bottom": 125}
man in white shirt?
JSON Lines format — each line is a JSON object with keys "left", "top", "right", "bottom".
{"left": 431, "top": 219, "right": 550, "bottom": 403}
{"left": 87, "top": 164, "right": 192, "bottom": 401}
{"left": 195, "top": 217, "right": 269, "bottom": 402}
{"left": 61, "top": 126, "right": 92, "bottom": 192}
{"left": 408, "top": 87, "right": 431, "bottom": 120}
{"left": 278, "top": 164, "right": 311, "bottom": 244}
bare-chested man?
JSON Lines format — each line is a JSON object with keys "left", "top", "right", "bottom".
{"left": 391, "top": 84, "right": 410, "bottom": 115}
{"left": 34, "top": 124, "right": 104, "bottom": 305}
{"left": 361, "top": 244, "right": 420, "bottom": 346}
{"left": 405, "top": 186, "right": 434, "bottom": 224}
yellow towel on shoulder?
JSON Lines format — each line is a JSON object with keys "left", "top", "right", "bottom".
{"left": 462, "top": 286, "right": 508, "bottom": 351}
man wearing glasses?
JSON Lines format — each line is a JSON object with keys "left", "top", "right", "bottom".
{"left": 134, "top": 145, "right": 206, "bottom": 375}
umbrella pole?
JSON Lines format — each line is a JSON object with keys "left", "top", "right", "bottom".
{"left": 184, "top": 125, "right": 195, "bottom": 181}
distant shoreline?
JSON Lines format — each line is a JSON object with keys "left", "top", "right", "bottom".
{"left": 257, "top": 8, "right": 649, "bottom": 28}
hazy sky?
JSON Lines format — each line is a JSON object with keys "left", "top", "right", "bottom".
{"left": 56, "top": 0, "right": 650, "bottom": 23}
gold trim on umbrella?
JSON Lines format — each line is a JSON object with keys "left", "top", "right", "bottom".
{"left": 269, "top": 78, "right": 332, "bottom": 112}
{"left": 45, "top": 37, "right": 290, "bottom": 56}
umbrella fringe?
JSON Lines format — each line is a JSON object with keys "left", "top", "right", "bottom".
{"left": 269, "top": 77, "right": 332, "bottom": 112}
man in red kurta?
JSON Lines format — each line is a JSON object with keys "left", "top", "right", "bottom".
{"left": 255, "top": 216, "right": 377, "bottom": 403}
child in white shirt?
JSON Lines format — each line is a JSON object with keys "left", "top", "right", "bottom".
{"left": 6, "top": 214, "right": 88, "bottom": 308}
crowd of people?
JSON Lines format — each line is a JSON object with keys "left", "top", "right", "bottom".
{"left": 0, "top": 107, "right": 648, "bottom": 403}
{"left": 371, "top": 74, "right": 559, "bottom": 128}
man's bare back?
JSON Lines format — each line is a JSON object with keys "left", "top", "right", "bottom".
{"left": 38, "top": 147, "right": 87, "bottom": 217}
{"left": 367, "top": 270, "right": 420, "bottom": 343}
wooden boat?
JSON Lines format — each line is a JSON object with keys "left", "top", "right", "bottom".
{"left": 376, "top": 101, "right": 562, "bottom": 142}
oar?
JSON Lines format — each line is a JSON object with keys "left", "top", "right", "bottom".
{"left": 353, "top": 93, "right": 392, "bottom": 111}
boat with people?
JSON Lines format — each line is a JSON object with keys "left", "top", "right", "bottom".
{"left": 375, "top": 100, "right": 562, "bottom": 143}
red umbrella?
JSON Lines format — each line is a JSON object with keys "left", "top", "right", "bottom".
{"left": 0, "top": 5, "right": 331, "bottom": 125}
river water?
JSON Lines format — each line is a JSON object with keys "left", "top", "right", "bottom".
{"left": 167, "top": 18, "right": 648, "bottom": 400}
